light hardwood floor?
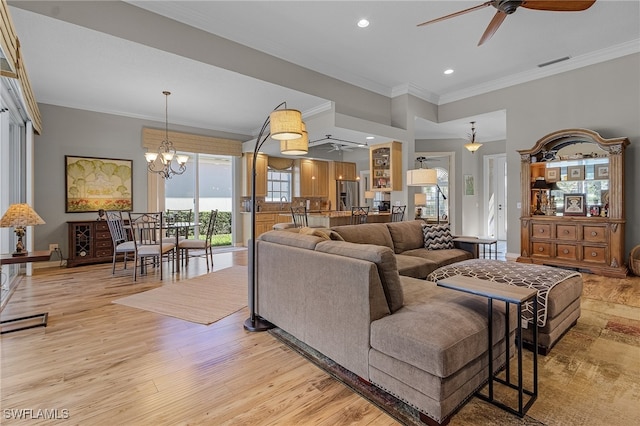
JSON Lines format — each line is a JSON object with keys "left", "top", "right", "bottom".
{"left": 0, "top": 250, "right": 397, "bottom": 425}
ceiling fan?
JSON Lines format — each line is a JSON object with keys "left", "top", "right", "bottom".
{"left": 417, "top": 0, "right": 596, "bottom": 46}
{"left": 326, "top": 143, "right": 354, "bottom": 153}
{"left": 309, "top": 134, "right": 366, "bottom": 151}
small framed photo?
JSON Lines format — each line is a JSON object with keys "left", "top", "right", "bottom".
{"left": 594, "top": 164, "right": 609, "bottom": 179}
{"left": 589, "top": 205, "right": 601, "bottom": 217}
{"left": 564, "top": 193, "right": 586, "bottom": 216}
{"left": 567, "top": 165, "right": 585, "bottom": 181}
{"left": 544, "top": 167, "right": 560, "bottom": 182}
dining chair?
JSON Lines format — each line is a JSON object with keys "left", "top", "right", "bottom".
{"left": 105, "top": 210, "right": 136, "bottom": 274}
{"left": 127, "top": 212, "right": 176, "bottom": 281}
{"left": 350, "top": 206, "right": 370, "bottom": 225}
{"left": 391, "top": 205, "right": 406, "bottom": 222}
{"left": 291, "top": 206, "right": 308, "bottom": 228}
{"left": 178, "top": 209, "right": 217, "bottom": 272}
{"left": 165, "top": 209, "right": 193, "bottom": 240}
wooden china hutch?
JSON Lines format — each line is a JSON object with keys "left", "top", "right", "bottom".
{"left": 517, "top": 129, "right": 630, "bottom": 277}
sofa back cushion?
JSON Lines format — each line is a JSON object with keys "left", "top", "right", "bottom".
{"left": 422, "top": 223, "right": 455, "bottom": 250}
{"left": 315, "top": 240, "right": 404, "bottom": 313}
{"left": 330, "top": 223, "right": 395, "bottom": 250}
{"left": 258, "top": 230, "right": 325, "bottom": 250}
{"left": 386, "top": 220, "right": 426, "bottom": 254}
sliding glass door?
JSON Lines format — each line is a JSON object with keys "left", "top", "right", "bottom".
{"left": 165, "top": 153, "right": 232, "bottom": 246}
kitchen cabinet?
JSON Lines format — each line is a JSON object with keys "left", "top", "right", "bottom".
{"left": 517, "top": 129, "right": 630, "bottom": 277}
{"left": 298, "top": 159, "right": 328, "bottom": 197}
{"left": 67, "top": 220, "right": 114, "bottom": 267}
{"left": 370, "top": 141, "right": 402, "bottom": 191}
{"left": 333, "top": 161, "right": 357, "bottom": 181}
{"left": 244, "top": 153, "right": 267, "bottom": 197}
{"left": 242, "top": 212, "right": 294, "bottom": 246}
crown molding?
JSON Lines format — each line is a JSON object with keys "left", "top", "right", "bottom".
{"left": 391, "top": 83, "right": 440, "bottom": 104}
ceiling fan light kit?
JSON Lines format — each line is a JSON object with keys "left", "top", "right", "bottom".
{"left": 417, "top": 0, "right": 596, "bottom": 46}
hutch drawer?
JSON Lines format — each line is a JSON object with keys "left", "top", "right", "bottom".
{"left": 532, "top": 224, "right": 551, "bottom": 239}
{"left": 582, "top": 246, "right": 606, "bottom": 264}
{"left": 583, "top": 225, "right": 607, "bottom": 243}
{"left": 532, "top": 242, "right": 552, "bottom": 257}
{"left": 556, "top": 225, "right": 577, "bottom": 240}
{"left": 556, "top": 244, "right": 577, "bottom": 260}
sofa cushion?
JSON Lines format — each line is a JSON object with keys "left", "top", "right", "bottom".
{"left": 386, "top": 220, "right": 426, "bottom": 254}
{"left": 395, "top": 254, "right": 439, "bottom": 279}
{"left": 315, "top": 241, "right": 403, "bottom": 313}
{"left": 370, "top": 277, "right": 513, "bottom": 378}
{"left": 331, "top": 223, "right": 395, "bottom": 251}
{"left": 258, "top": 230, "right": 325, "bottom": 250}
{"left": 300, "top": 226, "right": 345, "bottom": 241}
{"left": 402, "top": 248, "right": 474, "bottom": 268}
{"left": 422, "top": 223, "right": 454, "bottom": 250}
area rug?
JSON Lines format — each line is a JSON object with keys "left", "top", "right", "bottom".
{"left": 113, "top": 266, "right": 247, "bottom": 324}
{"left": 269, "top": 327, "right": 543, "bottom": 426}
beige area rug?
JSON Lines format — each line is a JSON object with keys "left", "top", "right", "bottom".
{"left": 113, "top": 266, "right": 247, "bottom": 325}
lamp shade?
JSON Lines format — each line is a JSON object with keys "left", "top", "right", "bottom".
{"left": 532, "top": 178, "right": 549, "bottom": 189}
{"left": 280, "top": 129, "right": 308, "bottom": 155}
{"left": 270, "top": 109, "right": 303, "bottom": 141}
{"left": 364, "top": 191, "right": 375, "bottom": 199}
{"left": 464, "top": 142, "right": 483, "bottom": 152}
{"left": 0, "top": 203, "right": 46, "bottom": 228}
{"left": 406, "top": 168, "right": 437, "bottom": 186}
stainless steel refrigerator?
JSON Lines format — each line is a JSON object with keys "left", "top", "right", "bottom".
{"left": 336, "top": 181, "right": 359, "bottom": 211}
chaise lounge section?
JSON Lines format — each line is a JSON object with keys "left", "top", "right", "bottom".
{"left": 255, "top": 229, "right": 517, "bottom": 424}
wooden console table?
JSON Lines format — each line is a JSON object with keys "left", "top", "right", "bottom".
{"left": 1, "top": 250, "right": 51, "bottom": 334}
{"left": 437, "top": 275, "right": 538, "bottom": 417}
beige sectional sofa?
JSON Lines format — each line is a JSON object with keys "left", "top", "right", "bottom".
{"left": 256, "top": 229, "right": 516, "bottom": 425}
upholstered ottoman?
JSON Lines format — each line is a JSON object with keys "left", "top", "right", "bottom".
{"left": 427, "top": 259, "right": 583, "bottom": 355}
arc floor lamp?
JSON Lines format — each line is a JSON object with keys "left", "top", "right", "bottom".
{"left": 244, "top": 103, "right": 307, "bottom": 332}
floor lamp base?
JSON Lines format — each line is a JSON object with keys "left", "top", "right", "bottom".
{"left": 243, "top": 316, "right": 275, "bottom": 332}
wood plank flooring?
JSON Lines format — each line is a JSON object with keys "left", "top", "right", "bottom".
{"left": 0, "top": 250, "right": 396, "bottom": 425}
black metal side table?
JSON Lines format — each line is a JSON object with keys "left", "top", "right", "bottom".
{"left": 437, "top": 274, "right": 538, "bottom": 417}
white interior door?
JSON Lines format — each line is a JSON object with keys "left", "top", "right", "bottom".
{"left": 484, "top": 154, "right": 507, "bottom": 240}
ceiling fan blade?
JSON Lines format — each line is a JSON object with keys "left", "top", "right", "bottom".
{"left": 417, "top": 1, "right": 492, "bottom": 27}
{"left": 478, "top": 10, "right": 507, "bottom": 46}
{"left": 521, "top": 0, "right": 596, "bottom": 12}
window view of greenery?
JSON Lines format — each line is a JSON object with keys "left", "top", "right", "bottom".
{"left": 165, "top": 154, "right": 232, "bottom": 246}
{"left": 266, "top": 167, "right": 292, "bottom": 202}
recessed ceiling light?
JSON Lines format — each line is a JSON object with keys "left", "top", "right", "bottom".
{"left": 366, "top": 136, "right": 375, "bottom": 140}
{"left": 357, "top": 19, "right": 370, "bottom": 28}
{"left": 444, "top": 69, "right": 454, "bottom": 75}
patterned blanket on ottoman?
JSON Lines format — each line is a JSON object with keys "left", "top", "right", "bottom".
{"left": 427, "top": 259, "right": 581, "bottom": 328}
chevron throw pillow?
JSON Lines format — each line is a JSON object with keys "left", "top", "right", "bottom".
{"left": 422, "top": 223, "right": 454, "bottom": 250}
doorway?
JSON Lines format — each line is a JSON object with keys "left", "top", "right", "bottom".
{"left": 483, "top": 154, "right": 507, "bottom": 240}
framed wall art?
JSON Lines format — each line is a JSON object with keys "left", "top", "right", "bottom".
{"left": 65, "top": 155, "right": 133, "bottom": 213}
{"left": 563, "top": 193, "right": 586, "bottom": 216}
{"left": 544, "top": 167, "right": 560, "bottom": 182}
{"left": 566, "top": 165, "right": 585, "bottom": 181}
{"left": 464, "top": 175, "right": 474, "bottom": 196}
{"left": 595, "top": 164, "right": 609, "bottom": 179}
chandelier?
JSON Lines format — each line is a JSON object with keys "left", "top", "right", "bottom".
{"left": 144, "top": 91, "right": 188, "bottom": 179}
{"left": 464, "top": 121, "right": 483, "bottom": 153}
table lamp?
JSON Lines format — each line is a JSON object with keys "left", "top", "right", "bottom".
{"left": 0, "top": 203, "right": 46, "bottom": 256}
{"left": 414, "top": 193, "right": 427, "bottom": 218}
{"left": 531, "top": 178, "right": 549, "bottom": 215}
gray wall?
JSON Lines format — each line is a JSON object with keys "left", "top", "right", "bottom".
{"left": 33, "top": 104, "right": 247, "bottom": 255}
{"left": 430, "top": 53, "right": 640, "bottom": 256}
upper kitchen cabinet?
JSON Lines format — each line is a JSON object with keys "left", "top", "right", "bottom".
{"left": 370, "top": 141, "right": 402, "bottom": 191}
{"left": 244, "top": 153, "right": 268, "bottom": 197}
{"left": 333, "top": 161, "right": 358, "bottom": 181}
{"left": 297, "top": 159, "right": 329, "bottom": 198}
